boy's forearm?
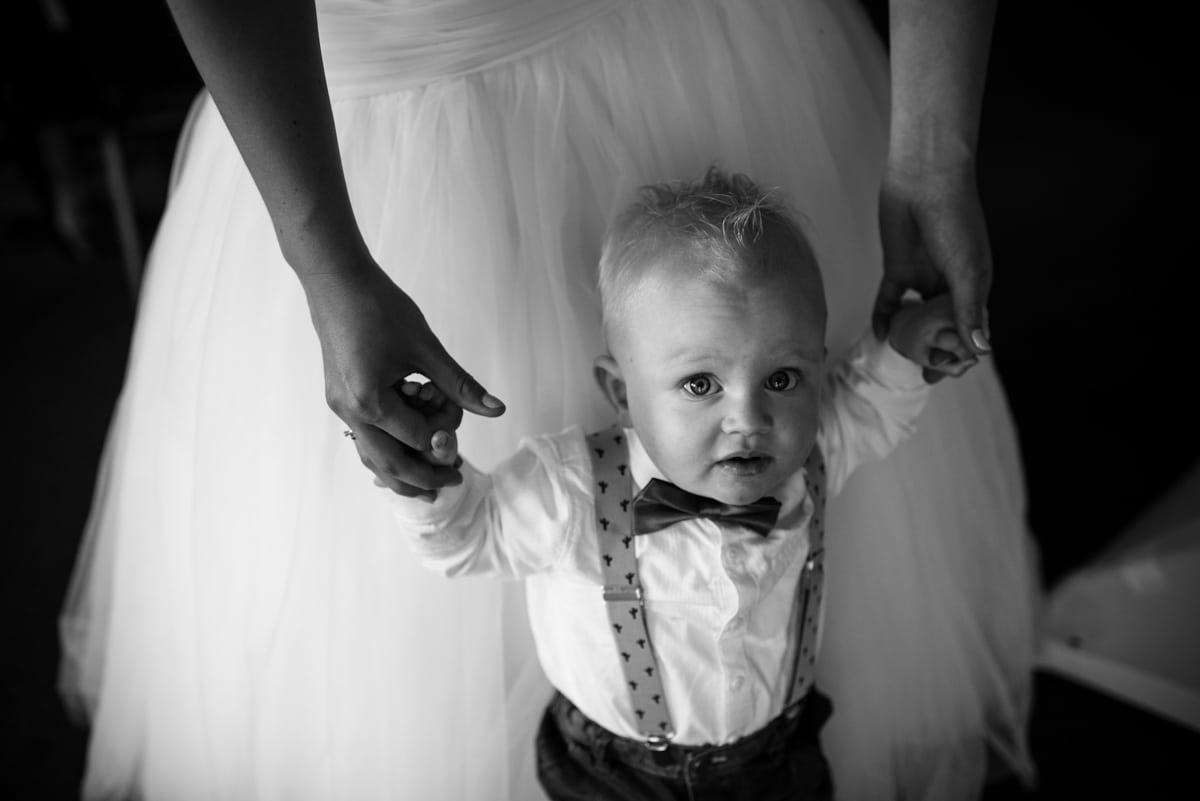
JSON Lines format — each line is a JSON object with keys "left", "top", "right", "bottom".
{"left": 887, "top": 0, "right": 996, "bottom": 172}
{"left": 164, "top": 0, "right": 370, "bottom": 281}
{"left": 391, "top": 461, "right": 496, "bottom": 578}
{"left": 820, "top": 334, "right": 930, "bottom": 493}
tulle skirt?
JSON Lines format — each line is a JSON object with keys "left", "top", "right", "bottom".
{"left": 61, "top": 0, "right": 1040, "bottom": 798}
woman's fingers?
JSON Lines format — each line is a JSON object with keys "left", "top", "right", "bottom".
{"left": 345, "top": 389, "right": 464, "bottom": 490}
{"left": 918, "top": 187, "right": 993, "bottom": 357}
{"left": 352, "top": 420, "right": 462, "bottom": 496}
{"left": 370, "top": 388, "right": 447, "bottom": 454}
{"left": 946, "top": 262, "right": 992, "bottom": 356}
{"left": 934, "top": 327, "right": 975, "bottom": 364}
{"left": 924, "top": 327, "right": 978, "bottom": 379}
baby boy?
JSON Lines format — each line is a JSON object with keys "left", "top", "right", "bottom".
{"left": 389, "top": 167, "right": 976, "bottom": 800}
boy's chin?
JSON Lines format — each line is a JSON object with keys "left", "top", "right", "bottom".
{"left": 703, "top": 475, "right": 781, "bottom": 506}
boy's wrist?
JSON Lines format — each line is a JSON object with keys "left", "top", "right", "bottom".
{"left": 859, "top": 328, "right": 927, "bottom": 390}
{"left": 390, "top": 464, "right": 471, "bottom": 523}
{"left": 884, "top": 302, "right": 919, "bottom": 361}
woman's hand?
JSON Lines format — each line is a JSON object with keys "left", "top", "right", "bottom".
{"left": 878, "top": 0, "right": 997, "bottom": 358}
{"left": 873, "top": 163, "right": 993, "bottom": 359}
{"left": 162, "top": 0, "right": 502, "bottom": 496}
{"left": 301, "top": 262, "right": 503, "bottom": 497}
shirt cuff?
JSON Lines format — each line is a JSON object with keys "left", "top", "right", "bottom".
{"left": 388, "top": 468, "right": 475, "bottom": 531}
{"left": 855, "top": 333, "right": 927, "bottom": 390}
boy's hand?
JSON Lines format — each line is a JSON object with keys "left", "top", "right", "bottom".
{"left": 398, "top": 379, "right": 461, "bottom": 464}
{"left": 887, "top": 294, "right": 979, "bottom": 384}
{"left": 374, "top": 379, "right": 462, "bottom": 498}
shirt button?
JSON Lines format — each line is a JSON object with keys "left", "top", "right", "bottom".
{"left": 730, "top": 674, "right": 745, "bottom": 692}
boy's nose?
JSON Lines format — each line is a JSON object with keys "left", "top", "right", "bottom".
{"left": 721, "top": 393, "right": 771, "bottom": 436}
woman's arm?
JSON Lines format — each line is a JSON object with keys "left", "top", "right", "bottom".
{"left": 163, "top": 0, "right": 504, "bottom": 496}
{"left": 887, "top": 0, "right": 994, "bottom": 176}
{"left": 164, "top": 0, "right": 360, "bottom": 274}
{"left": 874, "top": 0, "right": 997, "bottom": 357}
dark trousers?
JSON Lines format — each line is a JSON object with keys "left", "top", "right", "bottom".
{"left": 535, "top": 690, "right": 835, "bottom": 801}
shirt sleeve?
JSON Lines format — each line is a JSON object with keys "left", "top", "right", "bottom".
{"left": 818, "top": 333, "right": 931, "bottom": 495}
{"left": 388, "top": 428, "right": 591, "bottom": 579}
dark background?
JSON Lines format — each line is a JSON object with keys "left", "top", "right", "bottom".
{"left": 2, "top": 1, "right": 1196, "bottom": 799}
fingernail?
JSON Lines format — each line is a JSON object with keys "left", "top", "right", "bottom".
{"left": 432, "top": 430, "right": 449, "bottom": 451}
{"left": 482, "top": 393, "right": 505, "bottom": 410}
{"left": 970, "top": 329, "right": 991, "bottom": 352}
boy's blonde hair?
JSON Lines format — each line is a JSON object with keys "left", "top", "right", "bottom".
{"left": 598, "top": 165, "right": 815, "bottom": 336}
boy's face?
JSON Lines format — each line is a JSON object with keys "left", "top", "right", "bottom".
{"left": 598, "top": 242, "right": 826, "bottom": 506}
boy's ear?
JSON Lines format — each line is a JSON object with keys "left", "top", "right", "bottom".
{"left": 594, "top": 355, "right": 632, "bottom": 427}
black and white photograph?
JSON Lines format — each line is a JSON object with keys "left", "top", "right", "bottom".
{"left": 2, "top": 1, "right": 1196, "bottom": 799}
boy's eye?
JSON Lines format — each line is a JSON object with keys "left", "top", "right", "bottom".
{"left": 682, "top": 375, "right": 716, "bottom": 397}
{"left": 765, "top": 369, "right": 802, "bottom": 391}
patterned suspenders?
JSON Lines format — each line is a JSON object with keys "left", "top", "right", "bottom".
{"left": 785, "top": 440, "right": 827, "bottom": 703}
{"left": 585, "top": 426, "right": 827, "bottom": 749}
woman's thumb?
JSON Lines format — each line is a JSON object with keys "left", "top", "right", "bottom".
{"left": 948, "top": 277, "right": 991, "bottom": 356}
{"left": 424, "top": 349, "right": 505, "bottom": 418}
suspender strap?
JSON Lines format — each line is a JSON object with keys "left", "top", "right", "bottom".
{"left": 586, "top": 426, "right": 674, "bottom": 748}
{"left": 585, "top": 427, "right": 828, "bottom": 745}
{"left": 786, "top": 445, "right": 827, "bottom": 703}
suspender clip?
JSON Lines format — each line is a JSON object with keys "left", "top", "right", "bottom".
{"left": 643, "top": 733, "right": 673, "bottom": 751}
{"left": 603, "top": 584, "right": 642, "bottom": 602}
{"left": 804, "top": 547, "right": 825, "bottom": 572}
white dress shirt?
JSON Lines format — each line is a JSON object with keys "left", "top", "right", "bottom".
{"left": 392, "top": 335, "right": 929, "bottom": 745}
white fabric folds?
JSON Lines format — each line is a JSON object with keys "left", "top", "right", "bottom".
{"left": 61, "top": 0, "right": 1040, "bottom": 799}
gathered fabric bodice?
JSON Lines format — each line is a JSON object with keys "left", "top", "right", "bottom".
{"left": 316, "top": 0, "right": 629, "bottom": 97}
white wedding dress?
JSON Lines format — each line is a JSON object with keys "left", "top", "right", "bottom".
{"left": 61, "top": 1, "right": 1040, "bottom": 799}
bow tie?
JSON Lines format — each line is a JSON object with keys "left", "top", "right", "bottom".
{"left": 632, "top": 478, "right": 782, "bottom": 537}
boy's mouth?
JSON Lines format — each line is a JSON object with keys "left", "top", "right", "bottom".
{"left": 715, "top": 454, "right": 773, "bottom": 476}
